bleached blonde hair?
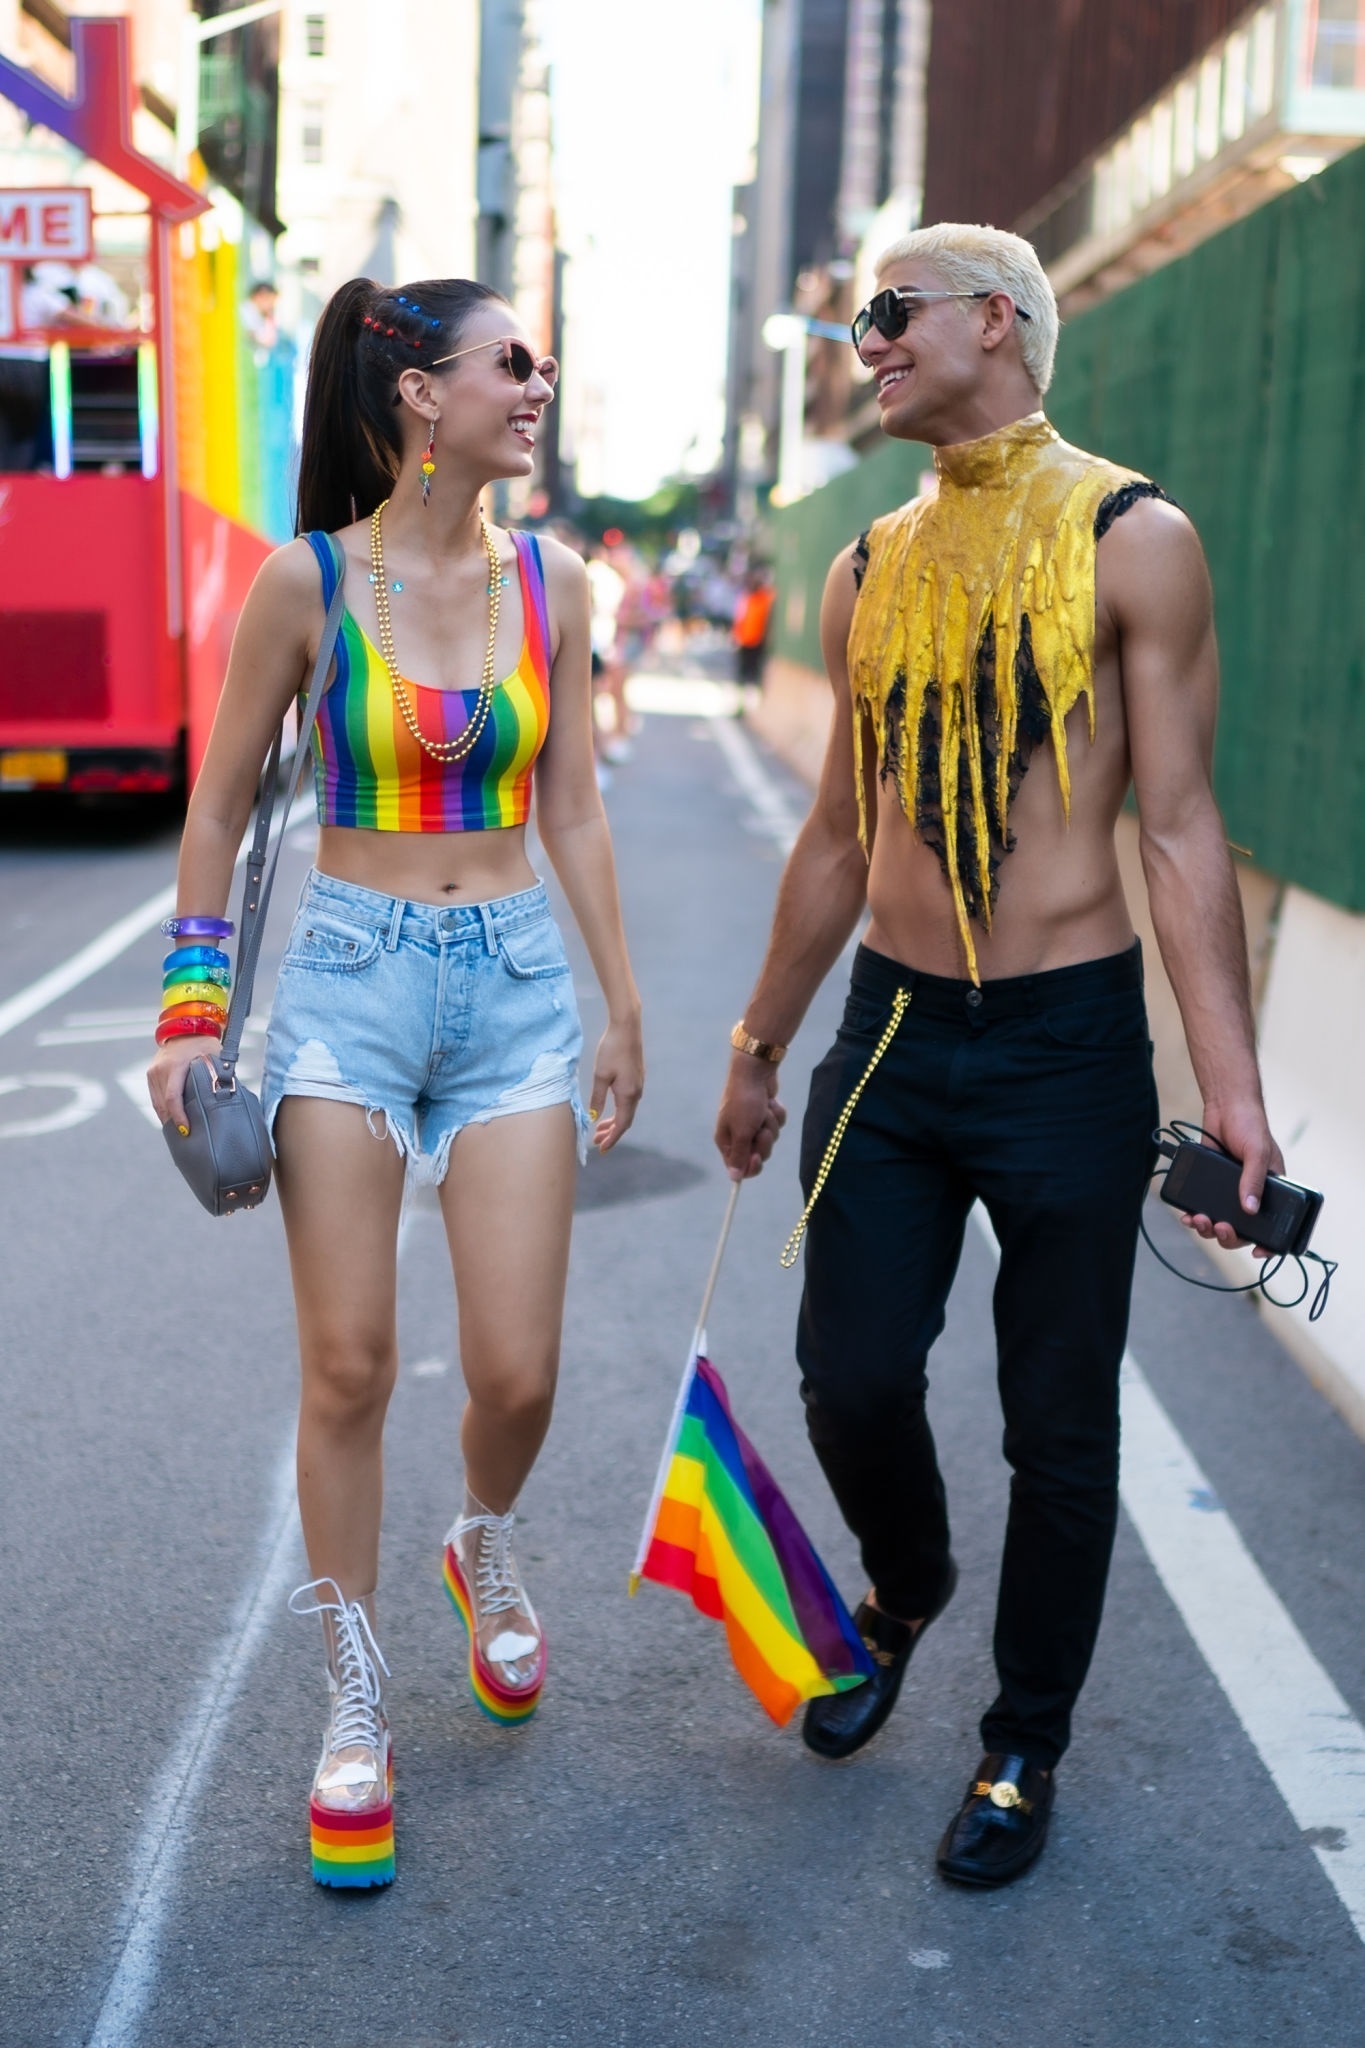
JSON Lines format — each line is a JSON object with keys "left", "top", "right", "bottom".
{"left": 874, "top": 222, "right": 1059, "bottom": 394}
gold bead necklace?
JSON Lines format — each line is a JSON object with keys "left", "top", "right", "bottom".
{"left": 368, "top": 500, "right": 503, "bottom": 762}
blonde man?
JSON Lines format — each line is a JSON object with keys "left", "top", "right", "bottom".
{"left": 715, "top": 223, "right": 1280, "bottom": 1887}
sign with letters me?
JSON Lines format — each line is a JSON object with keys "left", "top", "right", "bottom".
{"left": 0, "top": 187, "right": 94, "bottom": 339}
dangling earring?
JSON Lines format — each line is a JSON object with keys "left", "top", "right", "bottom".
{"left": 421, "top": 418, "right": 437, "bottom": 507}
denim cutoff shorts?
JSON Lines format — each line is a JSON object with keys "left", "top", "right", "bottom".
{"left": 262, "top": 870, "right": 588, "bottom": 1184}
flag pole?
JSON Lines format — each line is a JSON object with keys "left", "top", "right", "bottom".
{"left": 629, "top": 1179, "right": 742, "bottom": 1592}
{"left": 690, "top": 1174, "right": 742, "bottom": 1361}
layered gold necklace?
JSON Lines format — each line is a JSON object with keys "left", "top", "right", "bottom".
{"left": 368, "top": 500, "right": 503, "bottom": 762}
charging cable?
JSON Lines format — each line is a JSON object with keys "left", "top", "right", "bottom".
{"left": 1142, "top": 1120, "right": 1337, "bottom": 1323}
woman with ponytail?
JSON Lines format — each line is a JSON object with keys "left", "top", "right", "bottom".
{"left": 147, "top": 277, "right": 643, "bottom": 1888}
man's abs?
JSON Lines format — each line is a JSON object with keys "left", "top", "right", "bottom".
{"left": 864, "top": 684, "right": 1136, "bottom": 980}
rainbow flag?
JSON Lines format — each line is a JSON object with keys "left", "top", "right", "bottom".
{"left": 631, "top": 1354, "right": 874, "bottom": 1725}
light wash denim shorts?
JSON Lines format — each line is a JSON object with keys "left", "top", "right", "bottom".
{"left": 262, "top": 870, "right": 588, "bottom": 1185}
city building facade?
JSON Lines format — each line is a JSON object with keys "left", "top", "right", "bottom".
{"left": 274, "top": 0, "right": 480, "bottom": 313}
{"left": 728, "top": 0, "right": 1365, "bottom": 496}
{"left": 924, "top": 0, "right": 1365, "bottom": 313}
{"left": 723, "top": 0, "right": 928, "bottom": 507}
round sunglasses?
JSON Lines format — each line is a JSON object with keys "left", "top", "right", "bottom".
{"left": 430, "top": 336, "right": 558, "bottom": 388}
{"left": 851, "top": 287, "right": 1032, "bottom": 363}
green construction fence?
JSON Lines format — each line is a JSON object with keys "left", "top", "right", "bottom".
{"left": 770, "top": 143, "right": 1365, "bottom": 913}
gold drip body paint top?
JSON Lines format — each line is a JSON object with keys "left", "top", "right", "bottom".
{"left": 847, "top": 412, "right": 1160, "bottom": 983}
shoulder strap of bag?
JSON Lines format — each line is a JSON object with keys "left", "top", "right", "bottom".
{"left": 217, "top": 535, "right": 346, "bottom": 1076}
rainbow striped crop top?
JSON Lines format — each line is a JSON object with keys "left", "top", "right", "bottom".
{"left": 302, "top": 528, "right": 552, "bottom": 831}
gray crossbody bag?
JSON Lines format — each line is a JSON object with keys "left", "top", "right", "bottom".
{"left": 162, "top": 538, "right": 346, "bottom": 1215}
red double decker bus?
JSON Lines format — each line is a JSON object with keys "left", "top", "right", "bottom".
{"left": 0, "top": 17, "right": 282, "bottom": 803}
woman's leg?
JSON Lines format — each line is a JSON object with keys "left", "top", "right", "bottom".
{"left": 439, "top": 1102, "right": 578, "bottom": 1511}
{"left": 438, "top": 1102, "right": 577, "bottom": 1712}
{"left": 275, "top": 1096, "right": 405, "bottom": 1881}
{"left": 275, "top": 1096, "right": 407, "bottom": 1601}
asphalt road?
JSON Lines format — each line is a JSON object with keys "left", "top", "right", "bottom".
{"left": 3, "top": 692, "right": 1365, "bottom": 2048}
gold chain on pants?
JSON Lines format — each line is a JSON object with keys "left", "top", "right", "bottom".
{"left": 779, "top": 987, "right": 911, "bottom": 1270}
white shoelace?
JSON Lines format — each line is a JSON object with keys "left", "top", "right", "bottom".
{"left": 447, "top": 1511, "right": 522, "bottom": 1617}
{"left": 288, "top": 1577, "right": 390, "bottom": 1755}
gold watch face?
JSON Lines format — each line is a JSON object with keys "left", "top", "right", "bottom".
{"left": 989, "top": 1780, "right": 1022, "bottom": 1809}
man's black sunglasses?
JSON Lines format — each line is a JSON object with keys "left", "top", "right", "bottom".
{"left": 851, "top": 286, "right": 1032, "bottom": 360}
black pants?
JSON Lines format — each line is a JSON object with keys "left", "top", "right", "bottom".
{"left": 797, "top": 941, "right": 1158, "bottom": 1768}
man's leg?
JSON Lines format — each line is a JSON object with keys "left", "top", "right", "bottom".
{"left": 937, "top": 957, "right": 1156, "bottom": 1885}
{"left": 978, "top": 1045, "right": 1157, "bottom": 1768}
{"left": 980, "top": 1172, "right": 1145, "bottom": 1767}
{"left": 795, "top": 987, "right": 972, "bottom": 1755}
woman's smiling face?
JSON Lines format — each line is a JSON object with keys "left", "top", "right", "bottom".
{"left": 425, "top": 303, "right": 556, "bottom": 482}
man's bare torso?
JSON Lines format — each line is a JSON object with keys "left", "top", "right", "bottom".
{"left": 863, "top": 529, "right": 1136, "bottom": 981}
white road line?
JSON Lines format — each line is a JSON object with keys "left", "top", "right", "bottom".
{"left": 627, "top": 672, "right": 742, "bottom": 720}
{"left": 0, "top": 793, "right": 314, "bottom": 1048}
{"left": 37, "top": 1022, "right": 157, "bottom": 1046}
{"left": 42, "top": 1018, "right": 264, "bottom": 1048}
{"left": 710, "top": 717, "right": 801, "bottom": 854}
{"left": 88, "top": 1149, "right": 422, "bottom": 2038}
{"left": 971, "top": 1198, "right": 1365, "bottom": 1940}
{"left": 1118, "top": 1350, "right": 1365, "bottom": 1934}
{"left": 116, "top": 1062, "right": 163, "bottom": 1131}
{"left": 719, "top": 711, "right": 1365, "bottom": 1945}
{"left": 24, "top": 801, "right": 326, "bottom": 2034}
{"left": 0, "top": 884, "right": 176, "bottom": 1043}
{"left": 87, "top": 1437, "right": 302, "bottom": 2048}
{"left": 0, "top": 1072, "right": 106, "bottom": 1139}
{"left": 63, "top": 1008, "right": 158, "bottom": 1027}
{"left": 712, "top": 717, "right": 868, "bottom": 974}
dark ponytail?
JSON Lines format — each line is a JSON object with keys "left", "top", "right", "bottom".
{"left": 295, "top": 275, "right": 506, "bottom": 534}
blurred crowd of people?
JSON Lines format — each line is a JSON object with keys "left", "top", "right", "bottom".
{"left": 532, "top": 517, "right": 776, "bottom": 785}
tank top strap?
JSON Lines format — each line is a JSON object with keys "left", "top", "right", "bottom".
{"left": 508, "top": 530, "right": 551, "bottom": 681}
{"left": 302, "top": 528, "right": 344, "bottom": 607}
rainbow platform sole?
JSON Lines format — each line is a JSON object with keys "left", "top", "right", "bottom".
{"left": 442, "top": 1542, "right": 545, "bottom": 1726}
{"left": 309, "top": 1760, "right": 394, "bottom": 1888}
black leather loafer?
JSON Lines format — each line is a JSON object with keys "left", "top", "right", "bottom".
{"left": 801, "top": 1559, "right": 958, "bottom": 1761}
{"left": 936, "top": 1752, "right": 1054, "bottom": 1887}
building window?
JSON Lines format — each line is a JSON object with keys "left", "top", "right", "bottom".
{"left": 302, "top": 105, "right": 324, "bottom": 163}
{"left": 305, "top": 15, "right": 327, "bottom": 59}
{"left": 1309, "top": 0, "right": 1365, "bottom": 90}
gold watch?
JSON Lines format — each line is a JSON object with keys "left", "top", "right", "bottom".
{"left": 731, "top": 1021, "right": 787, "bottom": 1065}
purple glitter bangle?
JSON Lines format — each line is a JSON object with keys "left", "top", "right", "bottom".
{"left": 160, "top": 915, "right": 235, "bottom": 939}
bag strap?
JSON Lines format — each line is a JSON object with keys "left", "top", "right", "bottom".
{"left": 217, "top": 535, "right": 347, "bottom": 1077}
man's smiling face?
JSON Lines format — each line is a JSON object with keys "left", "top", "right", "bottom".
{"left": 857, "top": 261, "right": 988, "bottom": 444}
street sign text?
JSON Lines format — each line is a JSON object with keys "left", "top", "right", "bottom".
{"left": 0, "top": 187, "right": 93, "bottom": 262}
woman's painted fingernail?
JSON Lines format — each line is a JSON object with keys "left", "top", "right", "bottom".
{"left": 588, "top": 1107, "right": 600, "bottom": 1121}
{"left": 178, "top": 1123, "right": 189, "bottom": 1137}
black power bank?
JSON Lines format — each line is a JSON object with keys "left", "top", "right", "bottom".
{"left": 1159, "top": 1139, "right": 1323, "bottom": 1258}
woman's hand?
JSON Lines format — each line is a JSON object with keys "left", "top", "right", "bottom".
{"left": 587, "top": 1012, "right": 643, "bottom": 1152}
{"left": 147, "top": 1035, "right": 222, "bottom": 1135}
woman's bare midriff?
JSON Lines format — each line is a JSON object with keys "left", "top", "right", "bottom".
{"left": 863, "top": 676, "right": 1137, "bottom": 981}
{"left": 315, "top": 822, "right": 538, "bottom": 905}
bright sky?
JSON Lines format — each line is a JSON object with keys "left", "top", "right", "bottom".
{"left": 539, "top": 0, "right": 762, "bottom": 502}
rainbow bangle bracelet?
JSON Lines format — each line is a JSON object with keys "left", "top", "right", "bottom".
{"left": 158, "top": 999, "right": 228, "bottom": 1025}
{"left": 162, "top": 967, "right": 230, "bottom": 993}
{"left": 162, "top": 945, "right": 231, "bottom": 976}
{"left": 162, "top": 982, "right": 229, "bottom": 1013}
{"left": 161, "top": 963, "right": 231, "bottom": 988}
{"left": 155, "top": 1015, "right": 225, "bottom": 1047}
{"left": 160, "top": 915, "right": 235, "bottom": 940}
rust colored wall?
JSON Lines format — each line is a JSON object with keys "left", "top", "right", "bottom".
{"left": 921, "top": 0, "right": 1251, "bottom": 229}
